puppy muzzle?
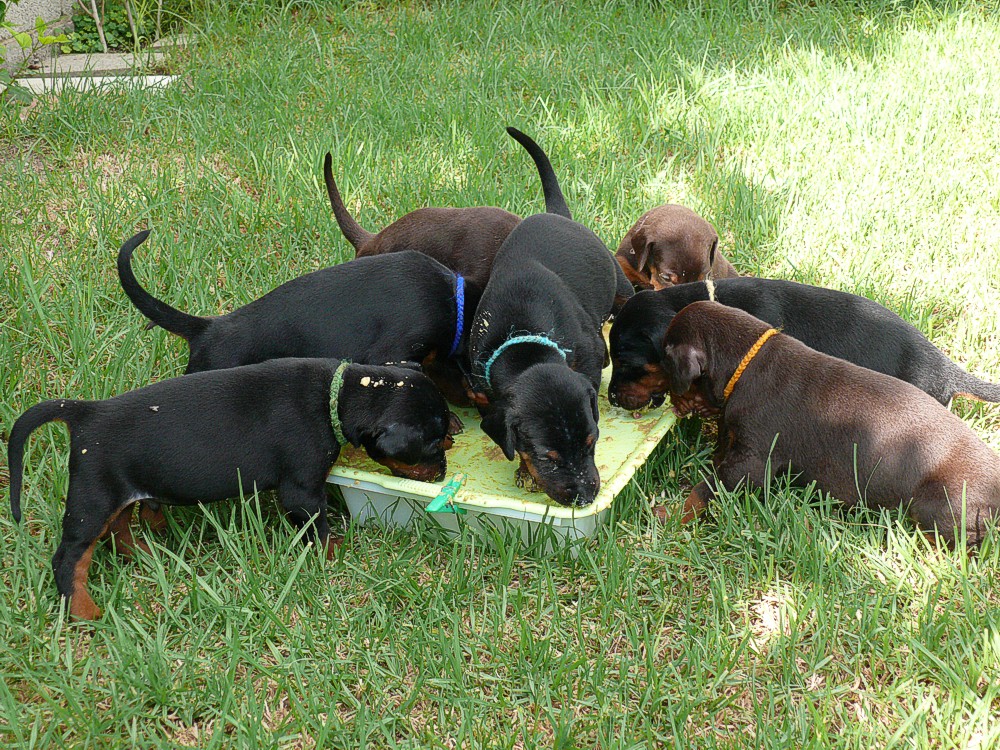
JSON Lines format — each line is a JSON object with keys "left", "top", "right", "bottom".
{"left": 377, "top": 458, "right": 448, "bottom": 483}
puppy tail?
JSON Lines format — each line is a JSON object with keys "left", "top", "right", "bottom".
{"left": 953, "top": 371, "right": 1000, "bottom": 404}
{"left": 7, "top": 400, "right": 78, "bottom": 523}
{"left": 117, "top": 230, "right": 209, "bottom": 340}
{"left": 323, "top": 153, "right": 375, "bottom": 253}
{"left": 505, "top": 127, "right": 573, "bottom": 221}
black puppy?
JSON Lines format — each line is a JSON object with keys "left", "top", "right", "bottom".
{"left": 466, "top": 128, "right": 620, "bottom": 507}
{"left": 118, "top": 231, "right": 481, "bottom": 392}
{"left": 7, "top": 358, "right": 458, "bottom": 620}
{"left": 608, "top": 277, "right": 1000, "bottom": 410}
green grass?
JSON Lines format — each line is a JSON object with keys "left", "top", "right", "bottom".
{"left": 3, "top": 0, "right": 1000, "bottom": 746}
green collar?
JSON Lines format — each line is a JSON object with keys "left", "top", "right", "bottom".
{"left": 329, "top": 361, "right": 351, "bottom": 446}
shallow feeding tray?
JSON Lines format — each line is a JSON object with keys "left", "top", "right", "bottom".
{"left": 327, "top": 362, "right": 676, "bottom": 552}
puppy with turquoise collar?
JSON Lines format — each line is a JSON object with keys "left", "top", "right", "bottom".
{"left": 466, "top": 128, "right": 621, "bottom": 507}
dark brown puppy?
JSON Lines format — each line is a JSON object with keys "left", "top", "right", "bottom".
{"left": 616, "top": 205, "right": 738, "bottom": 290}
{"left": 7, "top": 357, "right": 459, "bottom": 620}
{"left": 323, "top": 153, "right": 521, "bottom": 290}
{"left": 661, "top": 301, "right": 1000, "bottom": 546}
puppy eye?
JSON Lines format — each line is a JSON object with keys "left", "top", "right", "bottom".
{"left": 659, "top": 272, "right": 679, "bottom": 284}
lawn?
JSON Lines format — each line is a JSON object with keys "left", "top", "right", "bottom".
{"left": 2, "top": 0, "right": 999, "bottom": 747}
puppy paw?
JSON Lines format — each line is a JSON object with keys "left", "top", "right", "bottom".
{"left": 324, "top": 535, "right": 345, "bottom": 561}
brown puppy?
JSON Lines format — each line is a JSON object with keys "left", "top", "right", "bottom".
{"left": 323, "top": 154, "right": 521, "bottom": 290}
{"left": 616, "top": 205, "right": 738, "bottom": 290}
{"left": 661, "top": 301, "right": 1000, "bottom": 546}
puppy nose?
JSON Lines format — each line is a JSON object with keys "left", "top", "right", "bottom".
{"left": 571, "top": 473, "right": 601, "bottom": 507}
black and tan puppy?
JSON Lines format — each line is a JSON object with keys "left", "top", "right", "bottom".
{"left": 660, "top": 302, "right": 1000, "bottom": 545}
{"left": 615, "top": 205, "right": 738, "bottom": 290}
{"left": 118, "top": 231, "right": 479, "bottom": 403}
{"left": 609, "top": 277, "right": 1000, "bottom": 410}
{"left": 466, "top": 128, "right": 620, "bottom": 507}
{"left": 324, "top": 154, "right": 521, "bottom": 291}
{"left": 7, "top": 358, "right": 458, "bottom": 620}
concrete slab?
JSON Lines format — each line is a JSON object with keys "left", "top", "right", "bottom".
{"left": 1, "top": 0, "right": 72, "bottom": 33}
{"left": 151, "top": 33, "right": 197, "bottom": 50}
{"left": 37, "top": 50, "right": 166, "bottom": 76}
{"left": 9, "top": 74, "right": 177, "bottom": 95}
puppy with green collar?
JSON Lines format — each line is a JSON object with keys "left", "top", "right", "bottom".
{"left": 8, "top": 358, "right": 459, "bottom": 620}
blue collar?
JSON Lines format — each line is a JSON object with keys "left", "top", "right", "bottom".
{"left": 448, "top": 275, "right": 465, "bottom": 358}
{"left": 481, "top": 334, "right": 571, "bottom": 390}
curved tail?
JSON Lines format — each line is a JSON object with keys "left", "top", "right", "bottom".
{"left": 954, "top": 370, "right": 1000, "bottom": 403}
{"left": 506, "top": 127, "right": 572, "bottom": 220}
{"left": 323, "top": 153, "right": 375, "bottom": 252}
{"left": 8, "top": 400, "right": 79, "bottom": 523}
{"left": 117, "top": 230, "right": 209, "bottom": 340}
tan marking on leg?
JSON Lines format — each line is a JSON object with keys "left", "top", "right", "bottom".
{"left": 100, "top": 503, "right": 151, "bottom": 560}
{"left": 69, "top": 542, "right": 102, "bottom": 620}
{"left": 139, "top": 502, "right": 168, "bottom": 533}
{"left": 680, "top": 483, "right": 711, "bottom": 524}
{"left": 324, "top": 535, "right": 345, "bottom": 561}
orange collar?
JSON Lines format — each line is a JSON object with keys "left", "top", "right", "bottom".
{"left": 723, "top": 328, "right": 779, "bottom": 400}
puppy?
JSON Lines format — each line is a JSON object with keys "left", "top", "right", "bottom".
{"left": 609, "top": 277, "right": 1000, "bottom": 410}
{"left": 616, "top": 205, "right": 738, "bottom": 290}
{"left": 324, "top": 153, "right": 521, "bottom": 290}
{"left": 660, "top": 302, "right": 1000, "bottom": 546}
{"left": 466, "top": 128, "right": 619, "bottom": 506}
{"left": 118, "top": 231, "right": 480, "bottom": 385}
{"left": 7, "top": 358, "right": 459, "bottom": 620}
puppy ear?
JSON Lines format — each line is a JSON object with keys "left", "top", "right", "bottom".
{"left": 630, "top": 229, "right": 651, "bottom": 273}
{"left": 375, "top": 423, "right": 418, "bottom": 458}
{"left": 480, "top": 408, "right": 516, "bottom": 461}
{"left": 637, "top": 241, "right": 652, "bottom": 273}
{"left": 662, "top": 343, "right": 705, "bottom": 396}
{"left": 589, "top": 388, "right": 600, "bottom": 421}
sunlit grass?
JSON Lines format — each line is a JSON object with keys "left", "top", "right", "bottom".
{"left": 2, "top": 0, "right": 999, "bottom": 746}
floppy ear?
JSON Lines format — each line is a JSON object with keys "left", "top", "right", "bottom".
{"left": 480, "top": 408, "right": 516, "bottom": 461}
{"left": 629, "top": 229, "right": 652, "bottom": 273}
{"left": 589, "top": 388, "right": 600, "bottom": 422}
{"left": 637, "top": 241, "right": 653, "bottom": 274}
{"left": 661, "top": 343, "right": 706, "bottom": 396}
{"left": 374, "top": 423, "right": 419, "bottom": 457}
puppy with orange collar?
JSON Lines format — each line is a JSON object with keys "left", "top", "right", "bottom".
{"left": 661, "top": 301, "right": 1000, "bottom": 546}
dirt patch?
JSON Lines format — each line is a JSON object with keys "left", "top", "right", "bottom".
{"left": 0, "top": 137, "right": 48, "bottom": 175}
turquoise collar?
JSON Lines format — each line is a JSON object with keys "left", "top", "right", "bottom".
{"left": 481, "top": 334, "right": 571, "bottom": 390}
